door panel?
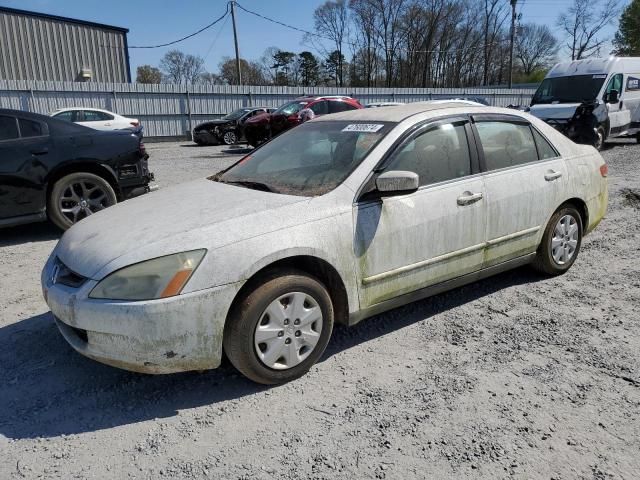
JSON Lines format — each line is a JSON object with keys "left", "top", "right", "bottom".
{"left": 354, "top": 178, "right": 486, "bottom": 307}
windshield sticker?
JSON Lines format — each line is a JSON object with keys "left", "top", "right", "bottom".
{"left": 592, "top": 74, "right": 607, "bottom": 79}
{"left": 342, "top": 124, "right": 385, "bottom": 133}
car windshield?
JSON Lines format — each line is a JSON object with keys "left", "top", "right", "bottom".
{"left": 214, "top": 120, "right": 393, "bottom": 196}
{"left": 274, "top": 101, "right": 308, "bottom": 115}
{"left": 531, "top": 75, "right": 607, "bottom": 105}
{"left": 222, "top": 109, "right": 251, "bottom": 121}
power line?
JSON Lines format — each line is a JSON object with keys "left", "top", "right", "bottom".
{"left": 203, "top": 12, "right": 231, "bottom": 62}
{"left": 129, "top": 4, "right": 230, "bottom": 49}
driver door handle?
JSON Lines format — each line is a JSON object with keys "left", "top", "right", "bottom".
{"left": 544, "top": 170, "right": 562, "bottom": 181}
{"left": 30, "top": 147, "right": 48, "bottom": 155}
{"left": 457, "top": 192, "right": 483, "bottom": 206}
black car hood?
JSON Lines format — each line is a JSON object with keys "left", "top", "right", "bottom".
{"left": 195, "top": 119, "right": 233, "bottom": 130}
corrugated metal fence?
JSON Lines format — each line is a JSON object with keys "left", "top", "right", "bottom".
{"left": 0, "top": 79, "right": 535, "bottom": 138}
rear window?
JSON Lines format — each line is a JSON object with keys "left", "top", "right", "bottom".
{"left": 0, "top": 115, "right": 19, "bottom": 141}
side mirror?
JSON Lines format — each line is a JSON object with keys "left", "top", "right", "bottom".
{"left": 606, "top": 89, "right": 619, "bottom": 104}
{"left": 375, "top": 170, "right": 419, "bottom": 195}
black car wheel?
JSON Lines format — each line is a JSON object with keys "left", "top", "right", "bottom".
{"left": 223, "top": 131, "right": 238, "bottom": 145}
{"left": 48, "top": 173, "right": 117, "bottom": 230}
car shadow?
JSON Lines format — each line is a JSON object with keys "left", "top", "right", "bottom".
{"left": 221, "top": 146, "right": 252, "bottom": 155}
{"left": 0, "top": 222, "right": 60, "bottom": 247}
{"left": 0, "top": 266, "right": 544, "bottom": 440}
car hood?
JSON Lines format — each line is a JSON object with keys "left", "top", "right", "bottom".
{"left": 195, "top": 119, "right": 232, "bottom": 130}
{"left": 529, "top": 103, "right": 581, "bottom": 120}
{"left": 55, "top": 179, "right": 309, "bottom": 280}
{"left": 245, "top": 112, "right": 272, "bottom": 125}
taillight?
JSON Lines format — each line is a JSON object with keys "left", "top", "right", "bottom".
{"left": 600, "top": 164, "right": 608, "bottom": 177}
{"left": 130, "top": 121, "right": 139, "bottom": 127}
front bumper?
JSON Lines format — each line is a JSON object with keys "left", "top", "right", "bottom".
{"left": 42, "top": 264, "right": 241, "bottom": 374}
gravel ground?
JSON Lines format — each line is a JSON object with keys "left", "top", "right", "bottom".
{"left": 1, "top": 140, "right": 639, "bottom": 479}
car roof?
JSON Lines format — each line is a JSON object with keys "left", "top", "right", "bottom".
{"left": 295, "top": 95, "right": 354, "bottom": 101}
{"left": 53, "top": 107, "right": 115, "bottom": 114}
{"left": 313, "top": 101, "right": 487, "bottom": 123}
{"left": 0, "top": 108, "right": 50, "bottom": 121}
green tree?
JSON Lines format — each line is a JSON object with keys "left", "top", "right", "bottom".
{"left": 298, "top": 51, "right": 320, "bottom": 86}
{"left": 272, "top": 51, "right": 296, "bottom": 85}
{"left": 324, "top": 50, "right": 346, "bottom": 86}
{"left": 218, "top": 57, "right": 265, "bottom": 85}
{"left": 136, "top": 65, "right": 162, "bottom": 84}
{"left": 613, "top": 0, "right": 640, "bottom": 55}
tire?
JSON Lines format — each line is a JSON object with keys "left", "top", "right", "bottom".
{"left": 594, "top": 125, "right": 606, "bottom": 150}
{"left": 222, "top": 130, "right": 238, "bottom": 145}
{"left": 48, "top": 172, "right": 117, "bottom": 231}
{"left": 532, "top": 205, "right": 583, "bottom": 276}
{"left": 223, "top": 270, "right": 334, "bottom": 385}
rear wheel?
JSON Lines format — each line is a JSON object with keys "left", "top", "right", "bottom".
{"left": 532, "top": 206, "right": 583, "bottom": 275}
{"left": 223, "top": 271, "right": 334, "bottom": 385}
{"left": 48, "top": 172, "right": 117, "bottom": 230}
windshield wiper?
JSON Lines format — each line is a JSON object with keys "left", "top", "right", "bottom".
{"left": 221, "top": 180, "right": 279, "bottom": 193}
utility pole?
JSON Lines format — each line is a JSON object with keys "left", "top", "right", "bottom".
{"left": 508, "top": 0, "right": 517, "bottom": 89}
{"left": 230, "top": 0, "right": 242, "bottom": 85}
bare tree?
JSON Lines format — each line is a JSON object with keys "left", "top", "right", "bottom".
{"left": 159, "top": 50, "right": 205, "bottom": 84}
{"left": 136, "top": 65, "right": 162, "bottom": 84}
{"left": 349, "top": 0, "right": 381, "bottom": 87}
{"left": 481, "top": 0, "right": 509, "bottom": 86}
{"left": 558, "top": 0, "right": 621, "bottom": 60}
{"left": 312, "top": 0, "right": 349, "bottom": 86}
{"left": 218, "top": 57, "right": 266, "bottom": 85}
{"left": 515, "top": 23, "right": 558, "bottom": 75}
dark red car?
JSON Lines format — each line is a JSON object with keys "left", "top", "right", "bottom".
{"left": 243, "top": 96, "right": 363, "bottom": 147}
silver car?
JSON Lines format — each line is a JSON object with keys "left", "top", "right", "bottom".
{"left": 42, "top": 102, "right": 608, "bottom": 384}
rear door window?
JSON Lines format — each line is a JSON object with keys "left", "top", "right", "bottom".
{"left": 53, "top": 111, "right": 75, "bottom": 122}
{"left": 475, "top": 121, "right": 538, "bottom": 170}
{"left": 384, "top": 121, "right": 472, "bottom": 187}
{"left": 19, "top": 118, "right": 47, "bottom": 138}
{"left": 0, "top": 116, "right": 19, "bottom": 141}
{"left": 83, "top": 110, "right": 113, "bottom": 122}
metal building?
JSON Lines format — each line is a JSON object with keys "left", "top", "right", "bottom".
{"left": 0, "top": 7, "right": 131, "bottom": 83}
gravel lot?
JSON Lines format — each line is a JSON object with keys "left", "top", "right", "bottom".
{"left": 1, "top": 140, "right": 639, "bottom": 479}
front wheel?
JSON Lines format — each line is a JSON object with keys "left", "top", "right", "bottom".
{"left": 48, "top": 172, "right": 117, "bottom": 230}
{"left": 223, "top": 271, "right": 334, "bottom": 384}
{"left": 222, "top": 130, "right": 238, "bottom": 145}
{"left": 594, "top": 125, "right": 606, "bottom": 150}
{"left": 532, "top": 206, "right": 583, "bottom": 275}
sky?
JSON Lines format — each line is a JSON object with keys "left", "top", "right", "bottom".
{"left": 0, "top": 0, "right": 629, "bottom": 77}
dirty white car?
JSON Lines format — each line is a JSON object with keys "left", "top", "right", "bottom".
{"left": 42, "top": 103, "right": 608, "bottom": 384}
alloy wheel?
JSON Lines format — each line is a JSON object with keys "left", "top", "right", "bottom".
{"left": 223, "top": 131, "right": 237, "bottom": 145}
{"left": 551, "top": 214, "right": 579, "bottom": 265}
{"left": 58, "top": 179, "right": 113, "bottom": 224}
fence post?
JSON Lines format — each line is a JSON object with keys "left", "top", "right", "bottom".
{"left": 29, "top": 88, "right": 35, "bottom": 112}
{"left": 112, "top": 90, "right": 118, "bottom": 113}
{"left": 248, "top": 90, "right": 253, "bottom": 107}
{"left": 186, "top": 87, "right": 193, "bottom": 141}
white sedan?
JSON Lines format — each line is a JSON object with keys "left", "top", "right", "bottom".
{"left": 50, "top": 107, "right": 140, "bottom": 131}
{"left": 42, "top": 102, "right": 608, "bottom": 384}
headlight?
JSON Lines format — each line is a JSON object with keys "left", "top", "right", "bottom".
{"left": 89, "top": 250, "right": 206, "bottom": 301}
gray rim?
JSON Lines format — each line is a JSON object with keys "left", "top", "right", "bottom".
{"left": 58, "top": 179, "right": 112, "bottom": 224}
{"left": 223, "top": 131, "right": 237, "bottom": 144}
{"left": 595, "top": 129, "right": 604, "bottom": 149}
{"left": 254, "top": 292, "right": 323, "bottom": 370}
{"left": 551, "top": 214, "right": 579, "bottom": 265}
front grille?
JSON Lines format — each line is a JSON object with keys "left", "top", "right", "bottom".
{"left": 52, "top": 258, "right": 87, "bottom": 288}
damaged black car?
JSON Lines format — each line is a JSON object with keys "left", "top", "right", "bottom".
{"left": 192, "top": 107, "right": 274, "bottom": 146}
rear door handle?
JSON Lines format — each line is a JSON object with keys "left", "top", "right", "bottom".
{"left": 30, "top": 148, "right": 48, "bottom": 155}
{"left": 457, "top": 191, "right": 483, "bottom": 206}
{"left": 544, "top": 170, "right": 562, "bottom": 181}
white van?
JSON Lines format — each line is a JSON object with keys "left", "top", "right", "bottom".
{"left": 529, "top": 57, "right": 640, "bottom": 149}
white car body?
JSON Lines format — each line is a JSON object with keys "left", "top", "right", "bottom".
{"left": 41, "top": 103, "right": 608, "bottom": 375}
{"left": 365, "top": 102, "right": 406, "bottom": 108}
{"left": 50, "top": 107, "right": 139, "bottom": 131}
{"left": 530, "top": 57, "right": 640, "bottom": 140}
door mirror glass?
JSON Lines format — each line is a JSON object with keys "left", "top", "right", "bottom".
{"left": 607, "top": 89, "right": 619, "bottom": 103}
{"left": 375, "top": 170, "right": 419, "bottom": 194}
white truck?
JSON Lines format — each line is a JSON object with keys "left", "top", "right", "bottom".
{"left": 529, "top": 57, "right": 640, "bottom": 149}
